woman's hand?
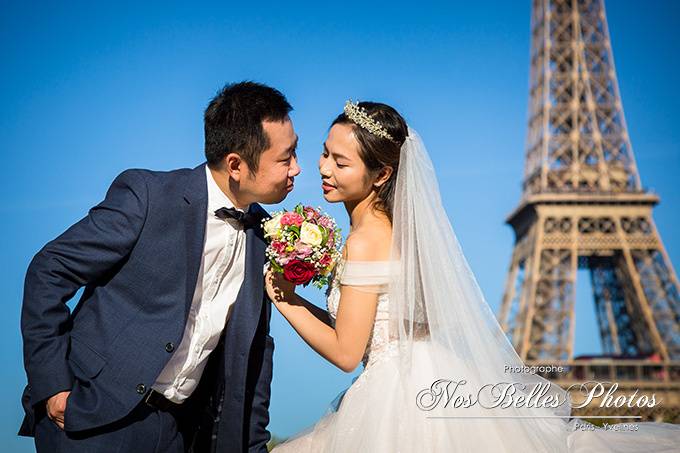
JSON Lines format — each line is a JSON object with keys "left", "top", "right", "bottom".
{"left": 265, "top": 268, "right": 297, "bottom": 304}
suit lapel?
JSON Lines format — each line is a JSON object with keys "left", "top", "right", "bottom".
{"left": 183, "top": 163, "right": 208, "bottom": 320}
{"left": 241, "top": 213, "right": 266, "bottom": 330}
{"left": 232, "top": 207, "right": 266, "bottom": 340}
{"left": 222, "top": 205, "right": 267, "bottom": 382}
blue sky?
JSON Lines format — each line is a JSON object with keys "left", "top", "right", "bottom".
{"left": 1, "top": 1, "right": 678, "bottom": 449}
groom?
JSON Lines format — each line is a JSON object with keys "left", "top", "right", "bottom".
{"left": 19, "top": 81, "right": 300, "bottom": 452}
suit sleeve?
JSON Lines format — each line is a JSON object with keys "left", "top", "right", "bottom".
{"left": 247, "top": 296, "right": 275, "bottom": 453}
{"left": 21, "top": 169, "right": 149, "bottom": 406}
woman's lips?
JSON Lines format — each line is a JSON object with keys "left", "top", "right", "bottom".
{"left": 322, "top": 182, "right": 335, "bottom": 193}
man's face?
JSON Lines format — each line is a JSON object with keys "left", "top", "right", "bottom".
{"left": 242, "top": 118, "right": 300, "bottom": 204}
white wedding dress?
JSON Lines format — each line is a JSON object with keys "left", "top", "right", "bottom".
{"left": 272, "top": 128, "right": 680, "bottom": 452}
{"left": 272, "top": 258, "right": 680, "bottom": 452}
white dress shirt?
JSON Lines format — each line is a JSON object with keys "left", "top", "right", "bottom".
{"left": 152, "top": 165, "right": 248, "bottom": 403}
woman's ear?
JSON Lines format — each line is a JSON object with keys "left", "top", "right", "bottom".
{"left": 373, "top": 166, "right": 393, "bottom": 188}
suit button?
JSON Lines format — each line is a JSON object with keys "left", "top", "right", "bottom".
{"left": 136, "top": 384, "right": 146, "bottom": 394}
{"left": 165, "top": 342, "right": 175, "bottom": 352}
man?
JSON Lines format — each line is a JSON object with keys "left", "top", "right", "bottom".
{"left": 19, "top": 81, "right": 300, "bottom": 452}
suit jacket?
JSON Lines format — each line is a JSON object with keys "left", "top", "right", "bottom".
{"left": 19, "top": 163, "right": 274, "bottom": 453}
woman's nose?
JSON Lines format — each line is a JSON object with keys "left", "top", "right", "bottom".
{"left": 319, "top": 162, "right": 331, "bottom": 177}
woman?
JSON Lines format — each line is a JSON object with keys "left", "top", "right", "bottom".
{"left": 266, "top": 101, "right": 680, "bottom": 452}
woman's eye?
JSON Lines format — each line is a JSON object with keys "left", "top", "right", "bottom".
{"left": 336, "top": 163, "right": 347, "bottom": 168}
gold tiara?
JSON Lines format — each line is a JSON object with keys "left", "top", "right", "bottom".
{"left": 343, "top": 100, "right": 395, "bottom": 142}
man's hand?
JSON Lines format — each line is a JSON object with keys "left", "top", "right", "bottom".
{"left": 46, "top": 390, "right": 70, "bottom": 429}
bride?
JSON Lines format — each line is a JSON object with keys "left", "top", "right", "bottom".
{"left": 265, "top": 100, "right": 680, "bottom": 452}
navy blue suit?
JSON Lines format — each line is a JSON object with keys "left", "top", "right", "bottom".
{"left": 19, "top": 163, "right": 274, "bottom": 452}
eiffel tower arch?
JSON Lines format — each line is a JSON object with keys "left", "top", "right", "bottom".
{"left": 498, "top": 0, "right": 680, "bottom": 421}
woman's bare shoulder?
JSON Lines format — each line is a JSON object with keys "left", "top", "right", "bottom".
{"left": 343, "top": 223, "right": 392, "bottom": 261}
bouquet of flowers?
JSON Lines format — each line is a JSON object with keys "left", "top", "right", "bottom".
{"left": 262, "top": 204, "right": 342, "bottom": 288}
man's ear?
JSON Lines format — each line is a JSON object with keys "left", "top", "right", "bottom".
{"left": 373, "top": 166, "right": 393, "bottom": 188}
{"left": 224, "top": 153, "right": 244, "bottom": 182}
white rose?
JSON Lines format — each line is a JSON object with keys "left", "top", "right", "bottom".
{"left": 264, "top": 214, "right": 283, "bottom": 238}
{"left": 299, "top": 222, "right": 323, "bottom": 246}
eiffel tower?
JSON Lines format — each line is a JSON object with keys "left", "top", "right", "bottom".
{"left": 498, "top": 0, "right": 680, "bottom": 421}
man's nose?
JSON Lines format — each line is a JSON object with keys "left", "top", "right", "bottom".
{"left": 290, "top": 156, "right": 301, "bottom": 177}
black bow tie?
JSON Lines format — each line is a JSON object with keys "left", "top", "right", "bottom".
{"left": 214, "top": 207, "right": 259, "bottom": 229}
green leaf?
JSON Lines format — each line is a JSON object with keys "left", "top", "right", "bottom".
{"left": 270, "top": 260, "right": 283, "bottom": 273}
{"left": 312, "top": 276, "right": 329, "bottom": 290}
{"left": 319, "top": 225, "right": 329, "bottom": 244}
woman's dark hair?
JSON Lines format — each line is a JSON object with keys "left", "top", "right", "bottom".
{"left": 204, "top": 81, "right": 292, "bottom": 173}
{"left": 331, "top": 101, "right": 408, "bottom": 222}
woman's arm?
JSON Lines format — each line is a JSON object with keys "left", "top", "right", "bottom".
{"left": 266, "top": 271, "right": 379, "bottom": 373}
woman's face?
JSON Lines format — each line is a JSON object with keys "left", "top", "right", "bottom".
{"left": 319, "top": 123, "right": 375, "bottom": 204}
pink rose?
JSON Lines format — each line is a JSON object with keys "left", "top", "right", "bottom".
{"left": 281, "top": 212, "right": 304, "bottom": 227}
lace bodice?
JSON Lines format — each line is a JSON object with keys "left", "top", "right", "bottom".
{"left": 325, "top": 258, "right": 397, "bottom": 368}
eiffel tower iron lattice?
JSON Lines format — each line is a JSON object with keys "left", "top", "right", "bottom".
{"left": 498, "top": 0, "right": 680, "bottom": 368}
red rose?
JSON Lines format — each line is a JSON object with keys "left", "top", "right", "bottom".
{"left": 283, "top": 259, "right": 317, "bottom": 285}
